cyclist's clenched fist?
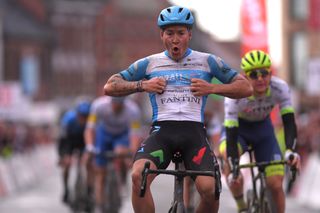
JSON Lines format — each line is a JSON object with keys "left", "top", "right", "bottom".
{"left": 190, "top": 78, "right": 214, "bottom": 96}
{"left": 142, "top": 77, "right": 167, "bottom": 94}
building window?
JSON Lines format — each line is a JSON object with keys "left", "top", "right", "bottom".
{"left": 290, "top": 0, "right": 309, "bottom": 20}
{"left": 290, "top": 32, "right": 308, "bottom": 88}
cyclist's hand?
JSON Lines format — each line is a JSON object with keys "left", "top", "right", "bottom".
{"left": 227, "top": 173, "right": 241, "bottom": 185}
{"left": 85, "top": 144, "right": 96, "bottom": 153}
{"left": 227, "top": 157, "right": 240, "bottom": 181}
{"left": 190, "top": 78, "right": 213, "bottom": 96}
{"left": 285, "top": 150, "right": 301, "bottom": 171}
{"left": 143, "top": 77, "right": 166, "bottom": 94}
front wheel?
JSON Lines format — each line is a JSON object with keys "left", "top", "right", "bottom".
{"left": 261, "top": 188, "right": 277, "bottom": 213}
{"left": 105, "top": 169, "right": 122, "bottom": 213}
{"left": 246, "top": 189, "right": 258, "bottom": 213}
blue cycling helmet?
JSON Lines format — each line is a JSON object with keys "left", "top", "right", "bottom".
{"left": 157, "top": 6, "right": 194, "bottom": 28}
{"left": 76, "top": 101, "right": 91, "bottom": 116}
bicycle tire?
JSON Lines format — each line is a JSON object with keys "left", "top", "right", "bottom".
{"left": 105, "top": 170, "right": 122, "bottom": 213}
{"left": 261, "top": 188, "right": 277, "bottom": 213}
{"left": 246, "top": 189, "right": 258, "bottom": 213}
{"left": 168, "top": 201, "right": 178, "bottom": 213}
{"left": 71, "top": 166, "right": 90, "bottom": 212}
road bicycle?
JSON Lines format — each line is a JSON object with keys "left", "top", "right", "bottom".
{"left": 69, "top": 150, "right": 94, "bottom": 213}
{"left": 237, "top": 148, "right": 297, "bottom": 213}
{"left": 139, "top": 151, "right": 222, "bottom": 213}
{"left": 102, "top": 151, "right": 132, "bottom": 213}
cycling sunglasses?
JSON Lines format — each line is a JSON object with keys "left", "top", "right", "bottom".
{"left": 246, "top": 69, "right": 270, "bottom": 80}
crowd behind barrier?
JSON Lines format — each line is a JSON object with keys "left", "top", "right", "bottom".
{"left": 0, "top": 118, "right": 57, "bottom": 198}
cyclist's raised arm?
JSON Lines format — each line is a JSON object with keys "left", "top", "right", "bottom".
{"left": 190, "top": 54, "right": 252, "bottom": 99}
{"left": 212, "top": 75, "right": 253, "bottom": 99}
{"left": 223, "top": 98, "right": 241, "bottom": 178}
{"left": 104, "top": 74, "right": 140, "bottom": 96}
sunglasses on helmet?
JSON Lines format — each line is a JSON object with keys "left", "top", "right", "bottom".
{"left": 246, "top": 69, "right": 270, "bottom": 80}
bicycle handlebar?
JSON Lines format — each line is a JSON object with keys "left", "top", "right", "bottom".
{"left": 239, "top": 153, "right": 297, "bottom": 183}
{"left": 139, "top": 161, "right": 214, "bottom": 197}
{"left": 104, "top": 151, "right": 132, "bottom": 160}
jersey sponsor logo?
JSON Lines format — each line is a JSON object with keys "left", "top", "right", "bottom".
{"left": 160, "top": 96, "right": 200, "bottom": 104}
{"left": 151, "top": 125, "right": 161, "bottom": 134}
{"left": 150, "top": 150, "right": 164, "bottom": 164}
{"left": 137, "top": 147, "right": 144, "bottom": 153}
{"left": 153, "top": 62, "right": 204, "bottom": 69}
{"left": 243, "top": 104, "right": 273, "bottom": 114}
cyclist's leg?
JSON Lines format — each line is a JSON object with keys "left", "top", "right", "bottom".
{"left": 253, "top": 125, "right": 285, "bottom": 213}
{"left": 93, "top": 129, "right": 111, "bottom": 211}
{"left": 218, "top": 131, "right": 247, "bottom": 212}
{"left": 59, "top": 139, "right": 73, "bottom": 203}
{"left": 131, "top": 123, "right": 172, "bottom": 213}
{"left": 113, "top": 133, "right": 131, "bottom": 185}
{"left": 183, "top": 176, "right": 195, "bottom": 212}
{"left": 183, "top": 125, "right": 220, "bottom": 213}
{"left": 131, "top": 159, "right": 158, "bottom": 212}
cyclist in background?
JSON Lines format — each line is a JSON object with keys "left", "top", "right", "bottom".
{"left": 219, "top": 50, "right": 301, "bottom": 213}
{"left": 57, "top": 101, "right": 91, "bottom": 203}
{"left": 83, "top": 96, "right": 142, "bottom": 213}
{"left": 103, "top": 5, "right": 253, "bottom": 213}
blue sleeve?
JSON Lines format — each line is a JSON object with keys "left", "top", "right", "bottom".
{"left": 60, "top": 110, "right": 76, "bottom": 127}
{"left": 119, "top": 58, "right": 149, "bottom": 81}
{"left": 207, "top": 55, "right": 238, "bottom": 83}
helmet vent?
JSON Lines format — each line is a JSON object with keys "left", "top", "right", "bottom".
{"left": 167, "top": 8, "right": 171, "bottom": 13}
{"left": 186, "top": 13, "right": 191, "bottom": 20}
{"left": 250, "top": 52, "right": 255, "bottom": 62}
{"left": 245, "top": 58, "right": 254, "bottom": 66}
{"left": 160, "top": 14, "right": 164, "bottom": 21}
{"left": 178, "top": 7, "right": 183, "bottom": 13}
{"left": 257, "top": 51, "right": 261, "bottom": 61}
{"left": 261, "top": 54, "right": 267, "bottom": 64}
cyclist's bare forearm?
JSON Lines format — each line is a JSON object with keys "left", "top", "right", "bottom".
{"left": 104, "top": 74, "right": 139, "bottom": 96}
{"left": 214, "top": 75, "right": 253, "bottom": 99}
{"left": 84, "top": 128, "right": 95, "bottom": 147}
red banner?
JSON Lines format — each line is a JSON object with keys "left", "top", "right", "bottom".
{"left": 240, "top": 0, "right": 280, "bottom": 123}
{"left": 240, "top": 0, "right": 269, "bottom": 56}
{"left": 309, "top": 0, "right": 320, "bottom": 30}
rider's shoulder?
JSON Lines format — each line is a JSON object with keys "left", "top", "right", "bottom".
{"left": 270, "top": 76, "right": 290, "bottom": 90}
{"left": 91, "top": 96, "right": 111, "bottom": 108}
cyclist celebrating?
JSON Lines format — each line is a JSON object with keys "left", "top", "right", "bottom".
{"left": 219, "top": 49, "right": 301, "bottom": 213}
{"left": 83, "top": 96, "right": 141, "bottom": 213}
{"left": 57, "top": 101, "right": 91, "bottom": 203}
{"left": 103, "top": 6, "right": 252, "bottom": 213}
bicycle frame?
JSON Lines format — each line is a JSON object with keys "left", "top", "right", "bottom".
{"left": 103, "top": 151, "right": 132, "bottom": 213}
{"left": 239, "top": 150, "right": 296, "bottom": 213}
{"left": 140, "top": 152, "right": 221, "bottom": 213}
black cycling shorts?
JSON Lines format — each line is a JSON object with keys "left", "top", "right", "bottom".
{"left": 58, "top": 135, "right": 85, "bottom": 157}
{"left": 134, "top": 121, "right": 218, "bottom": 173}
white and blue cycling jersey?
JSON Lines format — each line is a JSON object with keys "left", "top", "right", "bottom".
{"left": 120, "top": 48, "right": 238, "bottom": 123}
{"left": 224, "top": 76, "right": 295, "bottom": 126}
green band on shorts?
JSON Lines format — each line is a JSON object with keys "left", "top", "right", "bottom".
{"left": 265, "top": 164, "right": 285, "bottom": 177}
